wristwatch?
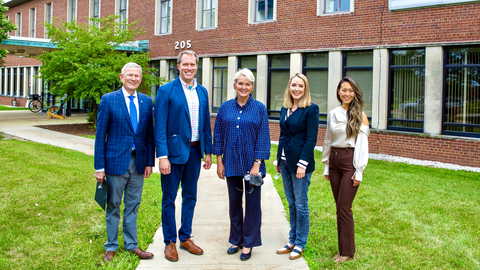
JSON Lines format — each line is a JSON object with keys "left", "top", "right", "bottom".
{"left": 255, "top": 160, "right": 262, "bottom": 165}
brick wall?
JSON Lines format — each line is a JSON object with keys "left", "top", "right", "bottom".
{"left": 5, "top": 0, "right": 480, "bottom": 60}
{"left": 210, "top": 116, "right": 480, "bottom": 168}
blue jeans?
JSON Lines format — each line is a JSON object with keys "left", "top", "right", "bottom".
{"left": 279, "top": 160, "right": 312, "bottom": 250}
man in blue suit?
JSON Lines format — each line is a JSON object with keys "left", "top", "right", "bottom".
{"left": 94, "top": 62, "right": 155, "bottom": 262}
{"left": 154, "top": 50, "right": 213, "bottom": 262}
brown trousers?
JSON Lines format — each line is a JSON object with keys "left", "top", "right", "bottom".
{"left": 329, "top": 147, "right": 358, "bottom": 257}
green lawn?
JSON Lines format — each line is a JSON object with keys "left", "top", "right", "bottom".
{"left": 267, "top": 145, "right": 480, "bottom": 269}
{"left": 0, "top": 105, "right": 29, "bottom": 111}
{"left": 0, "top": 138, "right": 478, "bottom": 269}
{"left": 0, "top": 138, "right": 162, "bottom": 269}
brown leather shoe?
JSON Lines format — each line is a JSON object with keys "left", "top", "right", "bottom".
{"left": 335, "top": 255, "right": 354, "bottom": 262}
{"left": 165, "top": 241, "right": 179, "bottom": 262}
{"left": 276, "top": 244, "right": 294, "bottom": 254}
{"left": 179, "top": 237, "right": 204, "bottom": 255}
{"left": 103, "top": 251, "right": 115, "bottom": 262}
{"left": 289, "top": 247, "right": 303, "bottom": 260}
{"left": 131, "top": 247, "right": 154, "bottom": 259}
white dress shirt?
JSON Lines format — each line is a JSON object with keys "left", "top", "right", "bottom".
{"left": 321, "top": 106, "right": 370, "bottom": 181}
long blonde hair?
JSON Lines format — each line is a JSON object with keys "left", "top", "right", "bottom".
{"left": 283, "top": 73, "right": 312, "bottom": 109}
{"left": 336, "top": 76, "right": 364, "bottom": 139}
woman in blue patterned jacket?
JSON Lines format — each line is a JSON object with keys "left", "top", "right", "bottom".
{"left": 213, "top": 68, "right": 271, "bottom": 261}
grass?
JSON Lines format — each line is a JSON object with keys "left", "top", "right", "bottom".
{"left": 1, "top": 137, "right": 479, "bottom": 269}
{"left": 267, "top": 145, "right": 480, "bottom": 269}
{"left": 0, "top": 105, "right": 29, "bottom": 111}
{"left": 80, "top": 135, "right": 96, "bottom": 139}
{"left": 0, "top": 138, "right": 162, "bottom": 269}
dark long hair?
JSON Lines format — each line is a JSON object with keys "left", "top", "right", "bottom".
{"left": 336, "top": 76, "right": 364, "bottom": 139}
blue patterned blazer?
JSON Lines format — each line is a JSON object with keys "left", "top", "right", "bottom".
{"left": 94, "top": 88, "right": 155, "bottom": 175}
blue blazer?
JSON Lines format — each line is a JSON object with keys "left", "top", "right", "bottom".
{"left": 94, "top": 89, "right": 155, "bottom": 175}
{"left": 154, "top": 77, "right": 213, "bottom": 164}
{"left": 277, "top": 103, "right": 319, "bottom": 174}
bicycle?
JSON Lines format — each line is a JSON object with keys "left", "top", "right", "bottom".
{"left": 28, "top": 94, "right": 44, "bottom": 113}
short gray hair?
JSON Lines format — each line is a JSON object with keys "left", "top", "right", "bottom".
{"left": 233, "top": 68, "right": 255, "bottom": 84}
{"left": 121, "top": 62, "right": 142, "bottom": 75}
{"left": 177, "top": 50, "right": 199, "bottom": 65}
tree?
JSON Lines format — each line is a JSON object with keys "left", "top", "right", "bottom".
{"left": 0, "top": 0, "right": 17, "bottom": 66}
{"left": 38, "top": 15, "right": 164, "bottom": 123}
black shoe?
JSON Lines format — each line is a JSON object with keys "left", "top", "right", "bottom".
{"left": 240, "top": 247, "right": 252, "bottom": 261}
{"left": 227, "top": 244, "right": 242, "bottom": 255}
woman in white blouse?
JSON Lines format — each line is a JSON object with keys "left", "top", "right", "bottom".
{"left": 322, "top": 76, "right": 369, "bottom": 262}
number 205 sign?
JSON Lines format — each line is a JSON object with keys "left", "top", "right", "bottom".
{"left": 175, "top": 40, "right": 192, "bottom": 50}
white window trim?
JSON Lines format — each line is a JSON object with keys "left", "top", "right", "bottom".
{"left": 16, "top": 13, "right": 22, "bottom": 37}
{"left": 44, "top": 3, "right": 53, "bottom": 38}
{"left": 29, "top": 8, "right": 36, "bottom": 38}
{"left": 248, "top": 0, "right": 277, "bottom": 25}
{"left": 89, "top": 0, "right": 101, "bottom": 20}
{"left": 317, "top": 0, "right": 354, "bottom": 16}
{"left": 67, "top": 0, "right": 77, "bottom": 22}
{"left": 154, "top": 0, "right": 172, "bottom": 36}
{"left": 195, "top": 0, "right": 218, "bottom": 31}
{"left": 115, "top": 0, "right": 129, "bottom": 25}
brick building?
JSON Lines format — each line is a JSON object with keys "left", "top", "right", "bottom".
{"left": 2, "top": 0, "right": 480, "bottom": 167}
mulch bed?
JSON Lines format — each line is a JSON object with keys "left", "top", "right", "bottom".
{"left": 36, "top": 123, "right": 96, "bottom": 136}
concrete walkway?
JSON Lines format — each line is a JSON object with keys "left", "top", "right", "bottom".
{"left": 0, "top": 110, "right": 310, "bottom": 270}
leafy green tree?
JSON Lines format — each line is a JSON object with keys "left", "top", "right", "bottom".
{"left": 0, "top": 0, "right": 17, "bottom": 66}
{"left": 38, "top": 15, "right": 164, "bottom": 123}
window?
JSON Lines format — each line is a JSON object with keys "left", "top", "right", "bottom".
{"left": 168, "top": 60, "right": 178, "bottom": 80}
{"left": 343, "top": 50, "right": 373, "bottom": 119}
{"left": 249, "top": 0, "right": 276, "bottom": 23}
{"left": 44, "top": 3, "right": 53, "bottom": 38}
{"left": 196, "top": 58, "right": 203, "bottom": 85}
{"left": 212, "top": 58, "right": 228, "bottom": 112}
{"left": 238, "top": 56, "right": 257, "bottom": 99}
{"left": 319, "top": 0, "right": 352, "bottom": 15}
{"left": 68, "top": 0, "right": 77, "bottom": 22}
{"left": 156, "top": 0, "right": 171, "bottom": 34}
{"left": 443, "top": 47, "right": 480, "bottom": 137}
{"left": 15, "top": 13, "right": 21, "bottom": 37}
{"left": 118, "top": 0, "right": 128, "bottom": 29}
{"left": 29, "top": 8, "right": 36, "bottom": 38}
{"left": 388, "top": 49, "right": 425, "bottom": 132}
{"left": 268, "top": 54, "right": 290, "bottom": 117}
{"left": 200, "top": 0, "right": 216, "bottom": 29}
{"left": 303, "top": 52, "right": 328, "bottom": 123}
{"left": 91, "top": 0, "right": 100, "bottom": 20}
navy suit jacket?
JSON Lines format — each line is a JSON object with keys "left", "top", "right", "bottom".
{"left": 94, "top": 89, "right": 155, "bottom": 175}
{"left": 154, "top": 77, "right": 213, "bottom": 164}
{"left": 277, "top": 103, "right": 319, "bottom": 174}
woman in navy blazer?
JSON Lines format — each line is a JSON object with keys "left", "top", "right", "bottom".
{"left": 275, "top": 73, "right": 319, "bottom": 260}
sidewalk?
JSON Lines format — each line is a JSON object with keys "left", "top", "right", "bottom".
{"left": 0, "top": 110, "right": 310, "bottom": 270}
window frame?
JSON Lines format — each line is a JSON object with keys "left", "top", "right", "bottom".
{"left": 267, "top": 54, "right": 290, "bottom": 118}
{"left": 387, "top": 48, "right": 426, "bottom": 133}
{"left": 342, "top": 50, "right": 374, "bottom": 123}
{"left": 90, "top": 0, "right": 101, "bottom": 21}
{"left": 249, "top": 0, "right": 276, "bottom": 24}
{"left": 67, "top": 0, "right": 77, "bottom": 22}
{"left": 44, "top": 3, "right": 53, "bottom": 38}
{"left": 211, "top": 57, "right": 228, "bottom": 113}
{"left": 117, "top": 0, "right": 128, "bottom": 30}
{"left": 29, "top": 8, "right": 36, "bottom": 38}
{"left": 197, "top": 0, "right": 217, "bottom": 30}
{"left": 317, "top": 0, "right": 354, "bottom": 16}
{"left": 15, "top": 13, "right": 21, "bottom": 37}
{"left": 302, "top": 52, "right": 329, "bottom": 124}
{"left": 156, "top": 0, "right": 172, "bottom": 35}
{"left": 442, "top": 46, "right": 480, "bottom": 138}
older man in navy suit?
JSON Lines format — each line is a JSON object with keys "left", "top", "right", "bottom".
{"left": 154, "top": 50, "right": 213, "bottom": 262}
{"left": 94, "top": 62, "right": 155, "bottom": 262}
